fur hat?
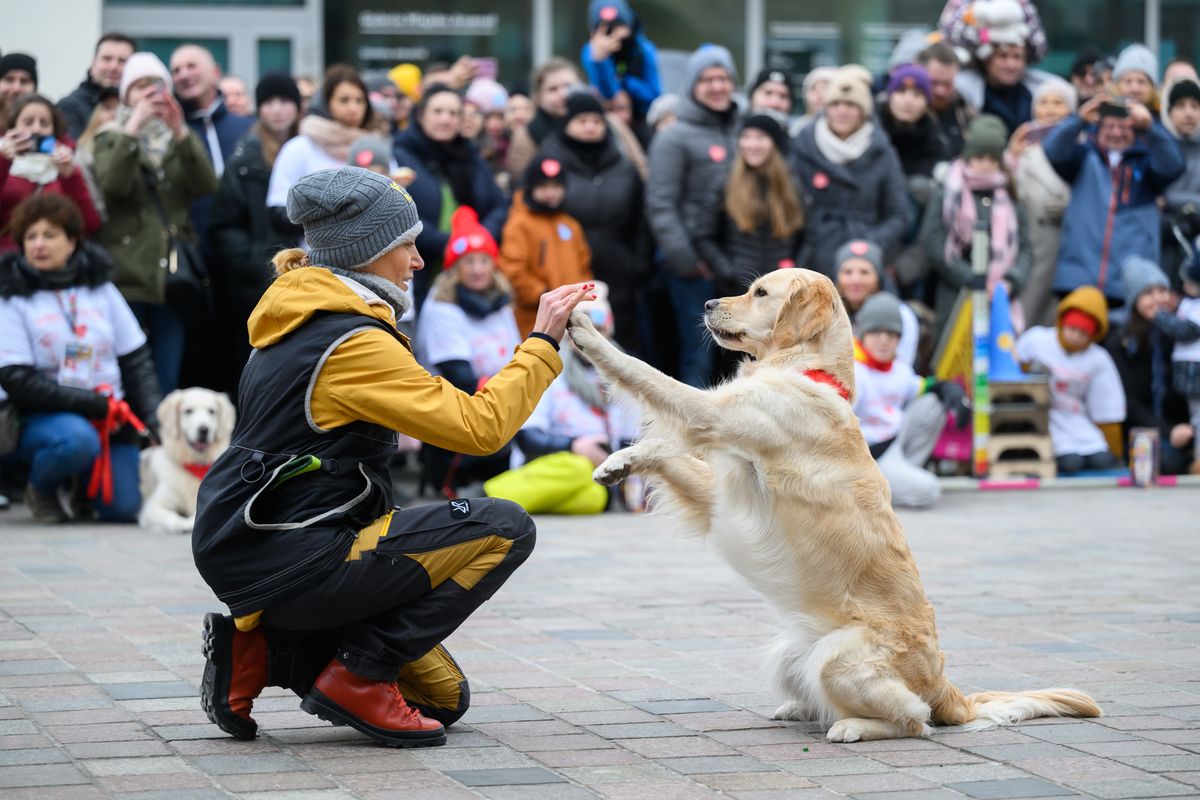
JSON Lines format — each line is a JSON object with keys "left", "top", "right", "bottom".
{"left": 287, "top": 167, "right": 422, "bottom": 270}
{"left": 1114, "top": 43, "right": 1159, "bottom": 88}
{"left": 856, "top": 291, "right": 904, "bottom": 336}
{"left": 970, "top": 0, "right": 1031, "bottom": 61}
{"left": 887, "top": 63, "right": 932, "bottom": 104}
{"left": 1121, "top": 255, "right": 1170, "bottom": 312}
{"left": 686, "top": 44, "right": 737, "bottom": 93}
{"left": 962, "top": 114, "right": 1009, "bottom": 160}
{"left": 825, "top": 65, "right": 874, "bottom": 117}
{"left": 443, "top": 206, "right": 498, "bottom": 271}
{"left": 119, "top": 52, "right": 172, "bottom": 104}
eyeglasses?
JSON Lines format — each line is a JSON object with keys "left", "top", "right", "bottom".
{"left": 697, "top": 74, "right": 734, "bottom": 86}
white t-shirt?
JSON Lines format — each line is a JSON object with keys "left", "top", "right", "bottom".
{"left": 852, "top": 359, "right": 921, "bottom": 445}
{"left": 1173, "top": 297, "right": 1200, "bottom": 363}
{"left": 0, "top": 283, "right": 146, "bottom": 400}
{"left": 1015, "top": 326, "right": 1126, "bottom": 456}
{"left": 415, "top": 299, "right": 522, "bottom": 381}
{"left": 521, "top": 371, "right": 641, "bottom": 462}
{"left": 266, "top": 135, "right": 348, "bottom": 209}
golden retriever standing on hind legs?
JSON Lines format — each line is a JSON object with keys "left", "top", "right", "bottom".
{"left": 566, "top": 268, "right": 1100, "bottom": 742}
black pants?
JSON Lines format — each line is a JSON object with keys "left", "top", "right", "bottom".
{"left": 259, "top": 498, "right": 535, "bottom": 722}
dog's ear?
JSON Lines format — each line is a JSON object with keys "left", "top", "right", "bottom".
{"left": 156, "top": 390, "right": 183, "bottom": 444}
{"left": 773, "top": 276, "right": 838, "bottom": 348}
{"left": 216, "top": 392, "right": 236, "bottom": 441}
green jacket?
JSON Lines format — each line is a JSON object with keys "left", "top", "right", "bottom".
{"left": 92, "top": 129, "right": 218, "bottom": 304}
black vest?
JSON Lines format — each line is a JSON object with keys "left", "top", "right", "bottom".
{"left": 192, "top": 311, "right": 404, "bottom": 615}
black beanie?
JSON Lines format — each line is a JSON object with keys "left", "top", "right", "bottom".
{"left": 525, "top": 155, "right": 565, "bottom": 190}
{"left": 255, "top": 72, "right": 301, "bottom": 109}
{"left": 740, "top": 112, "right": 788, "bottom": 152}
{"left": 1169, "top": 78, "right": 1200, "bottom": 111}
{"left": 749, "top": 67, "right": 794, "bottom": 107}
{"left": 564, "top": 91, "right": 605, "bottom": 125}
{"left": 0, "top": 53, "right": 37, "bottom": 87}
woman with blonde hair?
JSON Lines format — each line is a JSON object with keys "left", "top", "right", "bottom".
{"left": 192, "top": 166, "right": 591, "bottom": 751}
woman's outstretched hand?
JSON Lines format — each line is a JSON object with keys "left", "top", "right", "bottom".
{"left": 532, "top": 282, "right": 595, "bottom": 343}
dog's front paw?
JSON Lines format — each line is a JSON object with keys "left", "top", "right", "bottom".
{"left": 567, "top": 310, "right": 601, "bottom": 351}
{"left": 772, "top": 701, "right": 812, "bottom": 721}
{"left": 594, "top": 449, "right": 634, "bottom": 486}
{"left": 826, "top": 719, "right": 867, "bottom": 743}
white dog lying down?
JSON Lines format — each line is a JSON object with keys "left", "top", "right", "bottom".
{"left": 566, "top": 269, "right": 1100, "bottom": 742}
{"left": 139, "top": 388, "right": 235, "bottom": 533}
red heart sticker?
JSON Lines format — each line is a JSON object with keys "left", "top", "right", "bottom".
{"left": 541, "top": 159, "right": 562, "bottom": 177}
{"left": 849, "top": 241, "right": 869, "bottom": 256}
{"left": 708, "top": 145, "right": 726, "bottom": 163}
{"left": 813, "top": 171, "right": 830, "bottom": 190}
{"left": 600, "top": 5, "right": 619, "bottom": 21}
{"left": 75, "top": 324, "right": 87, "bottom": 337}
{"left": 355, "top": 150, "right": 374, "bottom": 167}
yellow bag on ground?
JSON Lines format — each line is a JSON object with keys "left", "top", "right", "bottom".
{"left": 484, "top": 452, "right": 608, "bottom": 515}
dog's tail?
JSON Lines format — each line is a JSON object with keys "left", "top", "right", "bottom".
{"left": 964, "top": 688, "right": 1101, "bottom": 730}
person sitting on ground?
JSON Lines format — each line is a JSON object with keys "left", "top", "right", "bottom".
{"left": 0, "top": 193, "right": 160, "bottom": 523}
{"left": 1016, "top": 285, "right": 1125, "bottom": 475}
{"left": 191, "top": 166, "right": 593, "bottom": 750}
{"left": 852, "top": 292, "right": 969, "bottom": 509}
{"left": 415, "top": 206, "right": 522, "bottom": 496}
{"left": 835, "top": 240, "right": 920, "bottom": 367}
{"left": 485, "top": 285, "right": 640, "bottom": 514}
{"left": 498, "top": 155, "right": 593, "bottom": 337}
{"left": 1105, "top": 256, "right": 1195, "bottom": 475}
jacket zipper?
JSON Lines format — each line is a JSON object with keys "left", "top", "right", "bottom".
{"left": 1097, "top": 162, "right": 1121, "bottom": 290}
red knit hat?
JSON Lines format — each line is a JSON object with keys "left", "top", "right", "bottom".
{"left": 443, "top": 206, "right": 498, "bottom": 270}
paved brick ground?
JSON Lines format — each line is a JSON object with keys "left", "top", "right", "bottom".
{"left": 0, "top": 487, "right": 1198, "bottom": 799}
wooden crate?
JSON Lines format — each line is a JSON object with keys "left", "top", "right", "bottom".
{"left": 989, "top": 432, "right": 1055, "bottom": 463}
{"left": 990, "top": 402, "right": 1051, "bottom": 435}
{"left": 988, "top": 459, "right": 1057, "bottom": 479}
{"left": 989, "top": 380, "right": 1051, "bottom": 407}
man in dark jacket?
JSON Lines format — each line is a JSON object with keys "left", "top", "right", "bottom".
{"left": 645, "top": 44, "right": 738, "bottom": 387}
{"left": 1045, "top": 96, "right": 1185, "bottom": 308}
{"left": 918, "top": 43, "right": 974, "bottom": 158}
{"left": 57, "top": 33, "right": 135, "bottom": 141}
{"left": 170, "top": 45, "right": 254, "bottom": 182}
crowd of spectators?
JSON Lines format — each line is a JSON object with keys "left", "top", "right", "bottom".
{"left": 2, "top": 0, "right": 1200, "bottom": 520}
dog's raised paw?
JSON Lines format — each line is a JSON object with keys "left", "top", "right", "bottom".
{"left": 593, "top": 452, "right": 631, "bottom": 486}
{"left": 826, "top": 719, "right": 867, "bottom": 743}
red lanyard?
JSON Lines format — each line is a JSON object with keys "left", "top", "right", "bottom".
{"left": 55, "top": 290, "right": 86, "bottom": 338}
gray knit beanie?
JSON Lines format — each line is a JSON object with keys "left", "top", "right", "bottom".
{"left": 1113, "top": 43, "right": 1159, "bottom": 88}
{"left": 855, "top": 291, "right": 904, "bottom": 336}
{"left": 834, "top": 239, "right": 884, "bottom": 283}
{"left": 686, "top": 44, "right": 737, "bottom": 93}
{"left": 287, "top": 167, "right": 423, "bottom": 270}
{"left": 1121, "top": 254, "right": 1169, "bottom": 311}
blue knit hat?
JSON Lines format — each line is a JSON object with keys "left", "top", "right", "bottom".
{"left": 686, "top": 44, "right": 738, "bottom": 92}
{"left": 287, "top": 167, "right": 423, "bottom": 270}
{"left": 588, "top": 0, "right": 634, "bottom": 30}
{"left": 1121, "top": 255, "right": 1170, "bottom": 310}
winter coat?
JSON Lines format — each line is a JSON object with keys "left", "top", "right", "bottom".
{"left": 580, "top": 31, "right": 661, "bottom": 117}
{"left": 57, "top": 75, "right": 107, "bottom": 141}
{"left": 934, "top": 95, "right": 976, "bottom": 159}
{"left": 645, "top": 95, "right": 738, "bottom": 278}
{"left": 694, "top": 177, "right": 805, "bottom": 297}
{"left": 955, "top": 68, "right": 1055, "bottom": 135}
{"left": 1013, "top": 143, "right": 1071, "bottom": 327}
{"left": 393, "top": 125, "right": 507, "bottom": 277}
{"left": 497, "top": 191, "right": 592, "bottom": 337}
{"left": 0, "top": 156, "right": 103, "bottom": 252}
{"left": 1044, "top": 115, "right": 1186, "bottom": 302}
{"left": 792, "top": 121, "right": 912, "bottom": 276}
{"left": 1104, "top": 322, "right": 1191, "bottom": 455}
{"left": 1163, "top": 129, "right": 1200, "bottom": 216}
{"left": 92, "top": 128, "right": 219, "bottom": 305}
{"left": 920, "top": 184, "right": 1033, "bottom": 332}
{"left": 535, "top": 131, "right": 646, "bottom": 350}
{"left": 182, "top": 94, "right": 254, "bottom": 243}
{"left": 880, "top": 108, "right": 947, "bottom": 178}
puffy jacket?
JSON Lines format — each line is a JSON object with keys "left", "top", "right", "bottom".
{"left": 1163, "top": 128, "right": 1200, "bottom": 216}
{"left": 1013, "top": 143, "right": 1071, "bottom": 327}
{"left": 1044, "top": 116, "right": 1185, "bottom": 301}
{"left": 792, "top": 121, "right": 912, "bottom": 276}
{"left": 0, "top": 155, "right": 103, "bottom": 252}
{"left": 92, "top": 128, "right": 219, "bottom": 305}
{"left": 694, "top": 178, "right": 805, "bottom": 297}
{"left": 645, "top": 95, "right": 738, "bottom": 278}
{"left": 535, "top": 131, "right": 646, "bottom": 349}
{"left": 497, "top": 191, "right": 593, "bottom": 337}
{"left": 393, "top": 125, "right": 507, "bottom": 292}
{"left": 182, "top": 94, "right": 254, "bottom": 243}
{"left": 57, "top": 75, "right": 106, "bottom": 141}
{"left": 579, "top": 5, "right": 661, "bottom": 118}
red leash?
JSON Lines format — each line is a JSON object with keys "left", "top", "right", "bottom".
{"left": 87, "top": 384, "right": 151, "bottom": 504}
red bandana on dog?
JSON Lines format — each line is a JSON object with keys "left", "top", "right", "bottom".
{"left": 803, "top": 369, "right": 851, "bottom": 402}
{"left": 184, "top": 463, "right": 211, "bottom": 480}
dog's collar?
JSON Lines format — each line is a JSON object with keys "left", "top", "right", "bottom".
{"left": 803, "top": 369, "right": 851, "bottom": 402}
{"left": 183, "top": 463, "right": 211, "bottom": 480}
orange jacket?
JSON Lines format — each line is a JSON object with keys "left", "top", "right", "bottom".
{"left": 497, "top": 190, "right": 592, "bottom": 336}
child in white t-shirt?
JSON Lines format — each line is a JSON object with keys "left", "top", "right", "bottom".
{"left": 1015, "top": 285, "right": 1125, "bottom": 474}
{"left": 852, "top": 292, "right": 969, "bottom": 508}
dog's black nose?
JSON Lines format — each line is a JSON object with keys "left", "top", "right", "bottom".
{"left": 196, "top": 426, "right": 210, "bottom": 443}
{"left": 704, "top": 299, "right": 720, "bottom": 311}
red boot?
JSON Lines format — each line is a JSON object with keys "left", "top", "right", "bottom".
{"left": 301, "top": 659, "right": 446, "bottom": 747}
{"left": 200, "top": 613, "right": 268, "bottom": 740}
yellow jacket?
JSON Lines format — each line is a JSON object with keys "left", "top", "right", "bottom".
{"left": 248, "top": 267, "right": 562, "bottom": 454}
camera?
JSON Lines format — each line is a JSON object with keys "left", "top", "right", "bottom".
{"left": 34, "top": 135, "right": 56, "bottom": 154}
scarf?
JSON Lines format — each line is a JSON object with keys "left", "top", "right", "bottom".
{"left": 327, "top": 266, "right": 412, "bottom": 321}
{"left": 110, "top": 106, "right": 174, "bottom": 168}
{"left": 561, "top": 130, "right": 612, "bottom": 171}
{"left": 942, "top": 159, "right": 1024, "bottom": 330}
{"left": 412, "top": 125, "right": 477, "bottom": 210}
{"left": 300, "top": 115, "right": 363, "bottom": 162}
{"left": 455, "top": 283, "right": 509, "bottom": 319}
{"left": 9, "top": 154, "right": 59, "bottom": 185}
{"left": 813, "top": 116, "right": 875, "bottom": 166}
{"left": 527, "top": 107, "right": 561, "bottom": 147}
{"left": 522, "top": 188, "right": 561, "bottom": 216}
{"left": 561, "top": 344, "right": 608, "bottom": 411}
{"left": 0, "top": 243, "right": 111, "bottom": 299}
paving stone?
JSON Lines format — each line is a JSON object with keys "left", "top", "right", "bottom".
{"left": 444, "top": 766, "right": 567, "bottom": 786}
{"left": 588, "top": 722, "right": 696, "bottom": 739}
{"left": 946, "top": 777, "right": 1079, "bottom": 798}
{"left": 0, "top": 763, "right": 91, "bottom": 787}
{"left": 216, "top": 772, "right": 341, "bottom": 792}
{"left": 103, "top": 682, "right": 197, "bottom": 701}
{"left": 782, "top": 756, "right": 892, "bottom": 777}
{"left": 108, "top": 791, "right": 230, "bottom": 800}
{"left": 477, "top": 785, "right": 599, "bottom": 799}
{"left": 191, "top": 753, "right": 310, "bottom": 775}
{"left": 813, "top": 772, "right": 938, "bottom": 794}
{"left": 1066, "top": 776, "right": 1196, "bottom": 798}
{"left": 633, "top": 699, "right": 734, "bottom": 715}
{"left": 0, "top": 748, "right": 71, "bottom": 766}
